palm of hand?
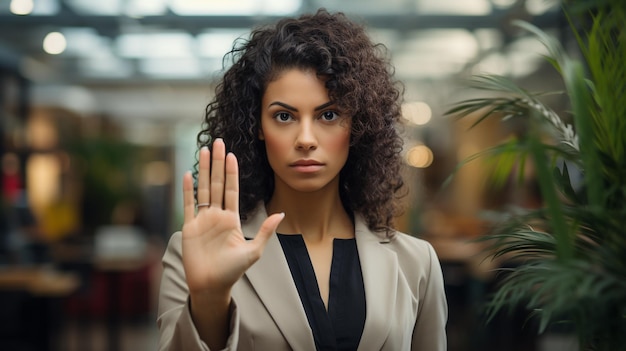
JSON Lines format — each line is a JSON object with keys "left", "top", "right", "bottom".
{"left": 182, "top": 208, "right": 251, "bottom": 293}
{"left": 180, "top": 139, "right": 283, "bottom": 297}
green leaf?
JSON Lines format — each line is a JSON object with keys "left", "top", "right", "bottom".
{"left": 553, "top": 162, "right": 580, "bottom": 204}
{"left": 562, "top": 60, "right": 604, "bottom": 211}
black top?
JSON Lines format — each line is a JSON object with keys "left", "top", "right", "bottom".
{"left": 277, "top": 234, "right": 366, "bottom": 351}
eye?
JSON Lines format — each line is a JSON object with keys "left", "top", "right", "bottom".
{"left": 320, "top": 111, "right": 339, "bottom": 121}
{"left": 274, "top": 112, "right": 293, "bottom": 122}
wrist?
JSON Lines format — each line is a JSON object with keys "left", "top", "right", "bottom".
{"left": 190, "top": 288, "right": 231, "bottom": 310}
{"left": 188, "top": 289, "right": 232, "bottom": 350}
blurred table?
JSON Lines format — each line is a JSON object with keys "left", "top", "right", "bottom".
{"left": 0, "top": 265, "right": 80, "bottom": 351}
{"left": 0, "top": 266, "right": 80, "bottom": 296}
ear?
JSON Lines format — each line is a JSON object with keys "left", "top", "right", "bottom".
{"left": 258, "top": 127, "right": 265, "bottom": 140}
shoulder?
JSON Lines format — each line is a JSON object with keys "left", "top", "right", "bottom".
{"left": 383, "top": 230, "right": 446, "bottom": 307}
{"left": 354, "top": 214, "right": 440, "bottom": 277}
{"left": 388, "top": 230, "right": 434, "bottom": 253}
{"left": 384, "top": 230, "right": 439, "bottom": 272}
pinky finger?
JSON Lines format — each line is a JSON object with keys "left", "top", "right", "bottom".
{"left": 182, "top": 171, "right": 196, "bottom": 224}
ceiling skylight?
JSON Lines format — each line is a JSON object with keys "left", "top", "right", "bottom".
{"left": 392, "top": 29, "right": 479, "bottom": 79}
{"left": 196, "top": 30, "right": 248, "bottom": 58}
{"left": 79, "top": 55, "right": 134, "bottom": 78}
{"left": 415, "top": 0, "right": 491, "bottom": 15}
{"left": 61, "top": 27, "right": 112, "bottom": 57}
{"left": 168, "top": 0, "right": 301, "bottom": 16}
{"left": 140, "top": 57, "right": 202, "bottom": 78}
{"left": 116, "top": 32, "right": 195, "bottom": 59}
{"left": 65, "top": 0, "right": 122, "bottom": 15}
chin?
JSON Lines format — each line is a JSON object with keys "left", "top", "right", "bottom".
{"left": 284, "top": 179, "right": 335, "bottom": 193}
{"left": 290, "top": 183, "right": 328, "bottom": 193}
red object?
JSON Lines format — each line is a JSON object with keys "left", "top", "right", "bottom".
{"left": 2, "top": 174, "right": 21, "bottom": 202}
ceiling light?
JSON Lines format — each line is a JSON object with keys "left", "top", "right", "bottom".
{"left": 402, "top": 102, "right": 432, "bottom": 125}
{"left": 43, "top": 32, "right": 67, "bottom": 55}
{"left": 10, "top": 0, "right": 34, "bottom": 15}
{"left": 525, "top": 0, "right": 559, "bottom": 15}
{"left": 406, "top": 145, "right": 434, "bottom": 168}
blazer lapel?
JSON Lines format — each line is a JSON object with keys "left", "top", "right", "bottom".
{"left": 354, "top": 215, "right": 398, "bottom": 351}
{"left": 241, "top": 208, "right": 316, "bottom": 351}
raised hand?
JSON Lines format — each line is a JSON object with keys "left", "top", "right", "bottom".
{"left": 181, "top": 138, "right": 284, "bottom": 297}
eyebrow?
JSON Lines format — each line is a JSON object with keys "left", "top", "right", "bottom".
{"left": 268, "top": 101, "right": 335, "bottom": 112}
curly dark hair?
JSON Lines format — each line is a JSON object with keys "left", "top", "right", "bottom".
{"left": 197, "top": 9, "right": 405, "bottom": 235}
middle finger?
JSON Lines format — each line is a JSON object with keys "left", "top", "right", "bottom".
{"left": 197, "top": 147, "right": 211, "bottom": 206}
{"left": 210, "top": 138, "right": 226, "bottom": 207}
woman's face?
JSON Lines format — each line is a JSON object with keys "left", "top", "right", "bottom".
{"left": 260, "top": 68, "right": 351, "bottom": 194}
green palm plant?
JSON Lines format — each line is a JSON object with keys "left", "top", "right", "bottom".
{"left": 446, "top": 1, "right": 626, "bottom": 349}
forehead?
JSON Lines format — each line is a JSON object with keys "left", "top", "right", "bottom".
{"left": 262, "top": 68, "right": 330, "bottom": 104}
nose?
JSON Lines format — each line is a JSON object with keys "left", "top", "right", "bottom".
{"left": 295, "top": 119, "right": 317, "bottom": 151}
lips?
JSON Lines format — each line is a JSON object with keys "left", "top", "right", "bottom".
{"left": 289, "top": 159, "right": 324, "bottom": 173}
{"left": 290, "top": 160, "right": 323, "bottom": 166}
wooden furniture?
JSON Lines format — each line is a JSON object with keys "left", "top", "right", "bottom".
{"left": 0, "top": 265, "right": 79, "bottom": 296}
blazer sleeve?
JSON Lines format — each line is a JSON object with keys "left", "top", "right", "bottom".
{"left": 157, "top": 232, "right": 241, "bottom": 351}
{"left": 411, "top": 242, "right": 448, "bottom": 351}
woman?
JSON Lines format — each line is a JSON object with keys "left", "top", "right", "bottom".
{"left": 158, "top": 9, "right": 447, "bottom": 351}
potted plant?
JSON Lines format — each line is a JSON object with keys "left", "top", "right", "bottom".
{"left": 446, "top": 0, "right": 625, "bottom": 349}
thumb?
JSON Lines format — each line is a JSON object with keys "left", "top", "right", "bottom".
{"left": 252, "top": 212, "right": 285, "bottom": 251}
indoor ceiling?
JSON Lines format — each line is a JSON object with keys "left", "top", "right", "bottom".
{"left": 0, "top": 0, "right": 562, "bottom": 86}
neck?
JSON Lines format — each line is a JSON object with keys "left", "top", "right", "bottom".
{"left": 266, "top": 178, "right": 353, "bottom": 242}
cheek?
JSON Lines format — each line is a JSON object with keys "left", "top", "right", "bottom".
{"left": 327, "top": 129, "right": 351, "bottom": 155}
{"left": 263, "top": 131, "right": 288, "bottom": 160}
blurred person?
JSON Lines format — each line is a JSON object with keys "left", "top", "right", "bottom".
{"left": 157, "top": 9, "right": 447, "bottom": 351}
{"left": 2, "top": 153, "right": 22, "bottom": 203}
{"left": 1, "top": 153, "right": 48, "bottom": 264}
{"left": 39, "top": 194, "right": 79, "bottom": 243}
{"left": 0, "top": 153, "right": 21, "bottom": 262}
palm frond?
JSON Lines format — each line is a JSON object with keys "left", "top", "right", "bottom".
{"left": 447, "top": 2, "right": 626, "bottom": 348}
{"left": 487, "top": 259, "right": 626, "bottom": 335}
{"left": 575, "top": 8, "right": 626, "bottom": 208}
{"left": 441, "top": 138, "right": 523, "bottom": 190}
{"left": 446, "top": 75, "right": 580, "bottom": 152}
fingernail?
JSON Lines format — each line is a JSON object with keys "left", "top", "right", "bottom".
{"left": 215, "top": 138, "right": 223, "bottom": 143}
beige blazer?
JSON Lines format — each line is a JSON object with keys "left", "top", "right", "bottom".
{"left": 157, "top": 207, "right": 447, "bottom": 350}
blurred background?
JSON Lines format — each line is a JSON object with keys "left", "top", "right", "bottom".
{"left": 0, "top": 0, "right": 577, "bottom": 350}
